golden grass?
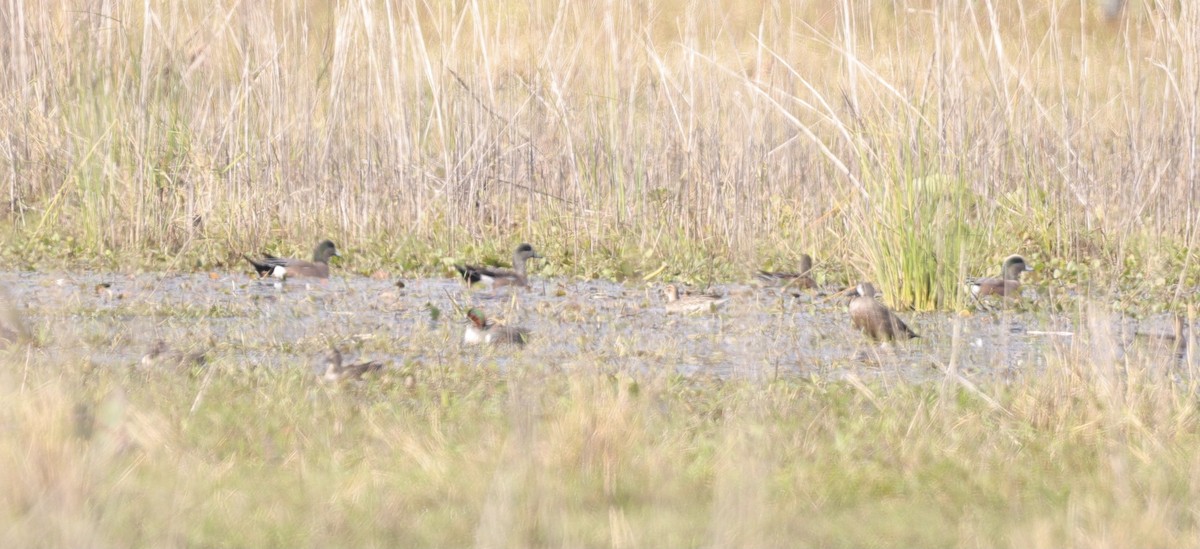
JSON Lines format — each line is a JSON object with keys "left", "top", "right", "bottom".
{"left": 1, "top": 1, "right": 1197, "bottom": 295}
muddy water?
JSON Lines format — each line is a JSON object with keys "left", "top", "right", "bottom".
{"left": 0, "top": 271, "right": 1180, "bottom": 381}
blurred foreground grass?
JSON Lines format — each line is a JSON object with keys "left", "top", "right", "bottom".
{"left": 3, "top": 324, "right": 1199, "bottom": 547}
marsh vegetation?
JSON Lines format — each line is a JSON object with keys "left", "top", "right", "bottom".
{"left": 3, "top": 0, "right": 1200, "bottom": 546}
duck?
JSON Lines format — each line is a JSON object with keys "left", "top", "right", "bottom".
{"left": 849, "top": 282, "right": 919, "bottom": 341}
{"left": 463, "top": 308, "right": 530, "bottom": 346}
{"left": 244, "top": 240, "right": 341, "bottom": 280}
{"left": 965, "top": 255, "right": 1033, "bottom": 299}
{"left": 680, "top": 286, "right": 725, "bottom": 299}
{"left": 320, "top": 348, "right": 384, "bottom": 383}
{"left": 140, "top": 340, "right": 208, "bottom": 371}
{"left": 455, "top": 243, "right": 543, "bottom": 288}
{"left": 663, "top": 284, "right": 728, "bottom": 314}
{"left": 756, "top": 254, "right": 816, "bottom": 289}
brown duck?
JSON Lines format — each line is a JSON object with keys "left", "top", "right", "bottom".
{"left": 756, "top": 254, "right": 816, "bottom": 289}
{"left": 321, "top": 348, "right": 384, "bottom": 383}
{"left": 966, "top": 255, "right": 1033, "bottom": 299}
{"left": 140, "top": 340, "right": 208, "bottom": 371}
{"left": 454, "top": 244, "right": 543, "bottom": 288}
{"left": 245, "top": 240, "right": 341, "bottom": 279}
{"left": 663, "top": 284, "right": 728, "bottom": 314}
{"left": 849, "top": 282, "right": 919, "bottom": 341}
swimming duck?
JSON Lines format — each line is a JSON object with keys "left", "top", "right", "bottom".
{"left": 455, "top": 244, "right": 543, "bottom": 288}
{"left": 140, "top": 340, "right": 208, "bottom": 371}
{"left": 245, "top": 240, "right": 341, "bottom": 279}
{"left": 320, "top": 348, "right": 384, "bottom": 383}
{"left": 849, "top": 282, "right": 919, "bottom": 341}
{"left": 966, "top": 255, "right": 1033, "bottom": 299}
{"left": 463, "top": 307, "right": 530, "bottom": 346}
{"left": 663, "top": 284, "right": 728, "bottom": 314}
{"left": 756, "top": 254, "right": 816, "bottom": 289}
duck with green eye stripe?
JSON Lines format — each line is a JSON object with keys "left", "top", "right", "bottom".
{"left": 463, "top": 308, "right": 530, "bottom": 347}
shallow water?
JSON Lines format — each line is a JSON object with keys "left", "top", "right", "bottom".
{"left": 0, "top": 271, "right": 1186, "bottom": 381}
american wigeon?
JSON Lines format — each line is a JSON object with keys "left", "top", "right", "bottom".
{"left": 463, "top": 308, "right": 530, "bottom": 346}
{"left": 756, "top": 254, "right": 816, "bottom": 289}
{"left": 140, "top": 340, "right": 207, "bottom": 371}
{"left": 454, "top": 244, "right": 542, "bottom": 288}
{"left": 321, "top": 348, "right": 384, "bottom": 383}
{"left": 966, "top": 255, "right": 1033, "bottom": 299}
{"left": 245, "top": 240, "right": 340, "bottom": 279}
{"left": 849, "top": 283, "right": 919, "bottom": 341}
{"left": 663, "top": 284, "right": 728, "bottom": 314}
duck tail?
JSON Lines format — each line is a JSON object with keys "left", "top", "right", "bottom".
{"left": 244, "top": 255, "right": 272, "bottom": 277}
{"left": 454, "top": 264, "right": 482, "bottom": 284}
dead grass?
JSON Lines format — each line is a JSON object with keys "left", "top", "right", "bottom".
{"left": 1, "top": 1, "right": 1197, "bottom": 296}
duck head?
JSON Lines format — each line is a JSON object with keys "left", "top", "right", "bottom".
{"left": 467, "top": 308, "right": 489, "bottom": 328}
{"left": 1002, "top": 255, "right": 1032, "bottom": 280}
{"left": 313, "top": 240, "right": 341, "bottom": 263}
